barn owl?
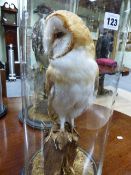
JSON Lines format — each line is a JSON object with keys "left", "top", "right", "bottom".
{"left": 44, "top": 10, "right": 99, "bottom": 130}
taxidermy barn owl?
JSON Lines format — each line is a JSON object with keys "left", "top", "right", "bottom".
{"left": 44, "top": 10, "right": 99, "bottom": 129}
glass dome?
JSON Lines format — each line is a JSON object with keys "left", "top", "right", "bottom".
{"left": 0, "top": 72, "right": 7, "bottom": 118}
{"left": 19, "top": 0, "right": 130, "bottom": 174}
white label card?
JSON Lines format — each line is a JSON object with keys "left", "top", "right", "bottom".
{"left": 104, "top": 12, "right": 120, "bottom": 31}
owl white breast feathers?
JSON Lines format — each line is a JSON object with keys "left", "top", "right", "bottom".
{"left": 43, "top": 10, "right": 99, "bottom": 129}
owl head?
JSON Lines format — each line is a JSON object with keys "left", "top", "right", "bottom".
{"left": 43, "top": 10, "right": 95, "bottom": 60}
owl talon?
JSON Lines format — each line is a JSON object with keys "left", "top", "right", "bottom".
{"left": 73, "top": 127, "right": 79, "bottom": 137}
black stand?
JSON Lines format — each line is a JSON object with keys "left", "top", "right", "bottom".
{"left": 0, "top": 104, "right": 7, "bottom": 118}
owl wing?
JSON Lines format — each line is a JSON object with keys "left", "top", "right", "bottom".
{"left": 45, "top": 67, "right": 56, "bottom": 117}
{"left": 48, "top": 85, "right": 56, "bottom": 117}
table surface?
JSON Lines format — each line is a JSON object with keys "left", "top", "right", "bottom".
{"left": 0, "top": 97, "right": 131, "bottom": 175}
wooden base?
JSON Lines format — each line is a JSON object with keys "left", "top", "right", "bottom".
{"left": 24, "top": 148, "right": 97, "bottom": 175}
{"left": 18, "top": 110, "right": 52, "bottom": 130}
{"left": 18, "top": 104, "right": 57, "bottom": 130}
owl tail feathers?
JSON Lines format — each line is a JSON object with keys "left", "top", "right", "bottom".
{"left": 43, "top": 122, "right": 79, "bottom": 175}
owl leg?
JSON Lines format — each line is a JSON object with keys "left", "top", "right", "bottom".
{"left": 71, "top": 118, "right": 74, "bottom": 128}
{"left": 66, "top": 117, "right": 79, "bottom": 136}
{"left": 66, "top": 118, "right": 74, "bottom": 131}
{"left": 60, "top": 117, "right": 66, "bottom": 131}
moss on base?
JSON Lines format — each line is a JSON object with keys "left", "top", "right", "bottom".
{"left": 28, "top": 105, "right": 57, "bottom": 122}
{"left": 29, "top": 148, "right": 95, "bottom": 175}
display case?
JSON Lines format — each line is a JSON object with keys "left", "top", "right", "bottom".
{"left": 19, "top": 0, "right": 130, "bottom": 174}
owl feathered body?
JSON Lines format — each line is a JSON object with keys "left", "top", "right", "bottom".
{"left": 44, "top": 10, "right": 99, "bottom": 128}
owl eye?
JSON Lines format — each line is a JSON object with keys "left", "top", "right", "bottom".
{"left": 54, "top": 32, "right": 65, "bottom": 39}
